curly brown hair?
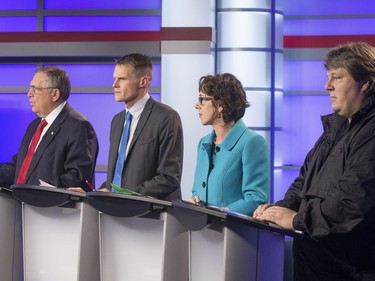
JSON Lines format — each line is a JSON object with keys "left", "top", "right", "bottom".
{"left": 198, "top": 73, "right": 249, "bottom": 123}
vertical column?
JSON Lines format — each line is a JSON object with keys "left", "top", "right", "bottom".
{"left": 216, "top": 0, "right": 283, "bottom": 201}
{"left": 161, "top": 0, "right": 216, "bottom": 199}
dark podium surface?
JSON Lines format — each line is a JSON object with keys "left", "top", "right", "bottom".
{"left": 87, "top": 191, "right": 171, "bottom": 217}
{"left": 11, "top": 184, "right": 86, "bottom": 207}
{"left": 10, "top": 184, "right": 100, "bottom": 281}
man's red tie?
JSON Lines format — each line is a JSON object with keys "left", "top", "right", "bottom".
{"left": 16, "top": 119, "right": 48, "bottom": 184}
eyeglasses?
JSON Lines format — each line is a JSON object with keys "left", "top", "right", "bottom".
{"left": 29, "top": 86, "right": 56, "bottom": 94}
{"left": 198, "top": 94, "right": 213, "bottom": 105}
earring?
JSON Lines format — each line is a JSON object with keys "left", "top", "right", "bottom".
{"left": 218, "top": 113, "right": 222, "bottom": 118}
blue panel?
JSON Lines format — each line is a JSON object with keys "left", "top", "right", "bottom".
{"left": 0, "top": 0, "right": 36, "bottom": 10}
{"left": 0, "top": 17, "right": 37, "bottom": 32}
{"left": 275, "top": 170, "right": 299, "bottom": 201}
{"left": 0, "top": 94, "right": 36, "bottom": 162}
{"left": 0, "top": 65, "right": 37, "bottom": 86}
{"left": 94, "top": 172, "right": 107, "bottom": 188}
{"left": 284, "top": 0, "right": 375, "bottom": 16}
{"left": 68, "top": 94, "right": 124, "bottom": 166}
{"left": 284, "top": 18, "right": 375, "bottom": 36}
{"left": 44, "top": 16, "right": 161, "bottom": 31}
{"left": 44, "top": 64, "right": 161, "bottom": 87}
{"left": 45, "top": 64, "right": 114, "bottom": 86}
{"left": 274, "top": 169, "right": 299, "bottom": 203}
{"left": 151, "top": 64, "right": 161, "bottom": 87}
{"left": 284, "top": 60, "right": 327, "bottom": 92}
{"left": 282, "top": 95, "right": 331, "bottom": 165}
{"left": 149, "top": 93, "right": 160, "bottom": 102}
{"left": 44, "top": 0, "right": 161, "bottom": 9}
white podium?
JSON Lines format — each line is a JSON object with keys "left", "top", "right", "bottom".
{"left": 0, "top": 187, "right": 23, "bottom": 281}
{"left": 87, "top": 192, "right": 189, "bottom": 281}
{"left": 172, "top": 200, "right": 303, "bottom": 281}
{"left": 11, "top": 185, "right": 100, "bottom": 281}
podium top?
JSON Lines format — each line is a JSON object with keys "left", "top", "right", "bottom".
{"left": 172, "top": 200, "right": 303, "bottom": 238}
{"left": 87, "top": 191, "right": 172, "bottom": 217}
{"left": 10, "top": 184, "right": 86, "bottom": 207}
{"left": 0, "top": 186, "right": 12, "bottom": 194}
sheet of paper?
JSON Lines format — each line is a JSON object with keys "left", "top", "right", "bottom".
{"left": 39, "top": 179, "right": 57, "bottom": 188}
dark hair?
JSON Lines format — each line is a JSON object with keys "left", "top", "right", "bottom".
{"left": 324, "top": 42, "right": 375, "bottom": 96}
{"left": 35, "top": 66, "right": 71, "bottom": 101}
{"left": 199, "top": 73, "right": 249, "bottom": 123}
{"left": 116, "top": 53, "right": 153, "bottom": 81}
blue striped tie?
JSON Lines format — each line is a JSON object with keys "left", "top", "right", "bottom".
{"left": 112, "top": 111, "right": 132, "bottom": 190}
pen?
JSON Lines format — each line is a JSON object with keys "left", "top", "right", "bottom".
{"left": 85, "top": 180, "right": 95, "bottom": 191}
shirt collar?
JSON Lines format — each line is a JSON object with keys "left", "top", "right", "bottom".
{"left": 44, "top": 101, "right": 66, "bottom": 125}
{"left": 126, "top": 94, "right": 150, "bottom": 119}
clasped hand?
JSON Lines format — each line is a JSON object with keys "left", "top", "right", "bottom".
{"left": 253, "top": 204, "right": 297, "bottom": 230}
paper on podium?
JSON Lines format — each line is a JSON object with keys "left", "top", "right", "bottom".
{"left": 39, "top": 179, "right": 57, "bottom": 188}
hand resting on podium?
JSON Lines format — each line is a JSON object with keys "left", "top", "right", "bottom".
{"left": 253, "top": 203, "right": 297, "bottom": 230}
{"left": 185, "top": 195, "right": 229, "bottom": 211}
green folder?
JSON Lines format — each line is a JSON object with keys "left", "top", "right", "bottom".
{"left": 110, "top": 183, "right": 143, "bottom": 196}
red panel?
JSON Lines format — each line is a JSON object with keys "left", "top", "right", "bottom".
{"left": 284, "top": 35, "right": 375, "bottom": 48}
{"left": 161, "top": 27, "right": 216, "bottom": 42}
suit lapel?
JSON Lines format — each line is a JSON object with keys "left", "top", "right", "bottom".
{"left": 19, "top": 120, "right": 40, "bottom": 160}
{"left": 24, "top": 104, "right": 68, "bottom": 182}
{"left": 127, "top": 98, "right": 154, "bottom": 152}
{"left": 108, "top": 111, "right": 125, "bottom": 175}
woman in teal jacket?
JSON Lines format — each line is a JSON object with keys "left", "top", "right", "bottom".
{"left": 189, "top": 73, "right": 270, "bottom": 216}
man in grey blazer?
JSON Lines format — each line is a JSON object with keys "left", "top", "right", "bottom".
{"left": 100, "top": 53, "right": 183, "bottom": 201}
{"left": 0, "top": 66, "right": 98, "bottom": 189}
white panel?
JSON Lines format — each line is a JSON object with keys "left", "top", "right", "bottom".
{"left": 274, "top": 90, "right": 283, "bottom": 128}
{"left": 162, "top": 0, "right": 215, "bottom": 27}
{"left": 217, "top": 51, "right": 271, "bottom": 88}
{"left": 23, "top": 204, "right": 81, "bottom": 281}
{"left": 161, "top": 54, "right": 214, "bottom": 200}
{"left": 190, "top": 228, "right": 224, "bottom": 281}
{"left": 274, "top": 130, "right": 283, "bottom": 167}
{"left": 275, "top": 13, "right": 284, "bottom": 50}
{"left": 275, "top": 52, "right": 284, "bottom": 89}
{"left": 273, "top": 169, "right": 284, "bottom": 203}
{"left": 218, "top": 12, "right": 271, "bottom": 48}
{"left": 100, "top": 214, "right": 164, "bottom": 281}
{"left": 243, "top": 91, "right": 271, "bottom": 127}
{"left": 218, "top": 0, "right": 272, "bottom": 9}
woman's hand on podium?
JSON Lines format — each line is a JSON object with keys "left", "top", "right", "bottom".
{"left": 186, "top": 195, "right": 204, "bottom": 206}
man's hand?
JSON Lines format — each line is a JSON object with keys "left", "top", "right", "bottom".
{"left": 257, "top": 206, "right": 297, "bottom": 230}
{"left": 253, "top": 203, "right": 274, "bottom": 218}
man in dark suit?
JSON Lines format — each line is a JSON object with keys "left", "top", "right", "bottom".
{"left": 0, "top": 66, "right": 98, "bottom": 188}
{"left": 100, "top": 53, "right": 183, "bottom": 201}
